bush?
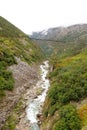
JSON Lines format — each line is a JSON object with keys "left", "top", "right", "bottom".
{"left": 54, "top": 105, "right": 81, "bottom": 130}
{"left": 48, "top": 52, "right": 87, "bottom": 109}
{"left": 43, "top": 50, "right": 87, "bottom": 130}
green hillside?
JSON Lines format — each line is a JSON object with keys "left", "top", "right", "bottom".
{"left": 1, "top": 16, "right": 87, "bottom": 130}
{"left": 0, "top": 16, "right": 25, "bottom": 37}
{"left": 0, "top": 16, "right": 43, "bottom": 98}
{"left": 39, "top": 26, "right": 87, "bottom": 130}
{"left": 41, "top": 48, "right": 87, "bottom": 130}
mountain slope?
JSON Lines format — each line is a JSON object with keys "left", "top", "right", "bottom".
{"left": 31, "top": 24, "right": 87, "bottom": 41}
{"left": 31, "top": 24, "right": 87, "bottom": 56}
{"left": 0, "top": 16, "right": 43, "bottom": 93}
{"left": 0, "top": 16, "right": 43, "bottom": 129}
{"left": 31, "top": 25, "right": 87, "bottom": 130}
{"left": 41, "top": 49, "right": 87, "bottom": 130}
{"left": 0, "top": 16, "right": 25, "bottom": 37}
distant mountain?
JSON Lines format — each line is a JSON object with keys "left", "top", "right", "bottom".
{"left": 31, "top": 24, "right": 87, "bottom": 41}
{"left": 30, "top": 24, "right": 87, "bottom": 56}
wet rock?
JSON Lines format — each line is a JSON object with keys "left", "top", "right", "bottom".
{"left": 34, "top": 96, "right": 38, "bottom": 99}
{"left": 37, "top": 113, "right": 42, "bottom": 118}
{"left": 38, "top": 120, "right": 42, "bottom": 125}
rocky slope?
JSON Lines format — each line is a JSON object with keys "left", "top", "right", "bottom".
{"left": 0, "top": 16, "right": 43, "bottom": 129}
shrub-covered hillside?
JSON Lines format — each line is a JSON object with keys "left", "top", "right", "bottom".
{"left": 41, "top": 48, "right": 87, "bottom": 130}
{"left": 0, "top": 16, "right": 25, "bottom": 37}
{"left": 40, "top": 26, "right": 87, "bottom": 130}
{"left": 0, "top": 16, "right": 43, "bottom": 99}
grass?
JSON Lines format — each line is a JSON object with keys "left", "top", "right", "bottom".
{"left": 1, "top": 99, "right": 23, "bottom": 130}
{"left": 78, "top": 104, "right": 87, "bottom": 127}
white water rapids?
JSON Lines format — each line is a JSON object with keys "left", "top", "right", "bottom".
{"left": 26, "top": 61, "right": 50, "bottom": 130}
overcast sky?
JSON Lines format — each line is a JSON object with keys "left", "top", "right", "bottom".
{"left": 0, "top": 0, "right": 87, "bottom": 34}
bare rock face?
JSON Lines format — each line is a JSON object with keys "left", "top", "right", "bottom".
{"left": 0, "top": 58, "right": 39, "bottom": 129}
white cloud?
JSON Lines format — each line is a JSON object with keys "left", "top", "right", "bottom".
{"left": 0, "top": 0, "right": 87, "bottom": 34}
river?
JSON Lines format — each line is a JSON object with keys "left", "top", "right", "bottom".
{"left": 26, "top": 61, "right": 50, "bottom": 130}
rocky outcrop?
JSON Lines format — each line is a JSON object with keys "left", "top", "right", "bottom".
{"left": 0, "top": 58, "right": 39, "bottom": 129}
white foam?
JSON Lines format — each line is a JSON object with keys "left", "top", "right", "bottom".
{"left": 26, "top": 61, "right": 50, "bottom": 125}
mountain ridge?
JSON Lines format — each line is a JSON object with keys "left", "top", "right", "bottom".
{"left": 30, "top": 24, "right": 87, "bottom": 57}
{"left": 31, "top": 24, "right": 87, "bottom": 41}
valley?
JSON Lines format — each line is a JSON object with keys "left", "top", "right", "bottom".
{"left": 31, "top": 25, "right": 87, "bottom": 130}
{"left": 0, "top": 16, "right": 87, "bottom": 130}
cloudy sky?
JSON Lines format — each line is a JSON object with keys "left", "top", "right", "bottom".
{"left": 0, "top": 0, "right": 87, "bottom": 34}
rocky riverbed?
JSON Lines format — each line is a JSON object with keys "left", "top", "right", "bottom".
{"left": 16, "top": 61, "right": 50, "bottom": 130}
{"left": 15, "top": 80, "right": 44, "bottom": 130}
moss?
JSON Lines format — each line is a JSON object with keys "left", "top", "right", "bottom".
{"left": 2, "top": 115, "right": 17, "bottom": 130}
{"left": 36, "top": 87, "right": 44, "bottom": 95}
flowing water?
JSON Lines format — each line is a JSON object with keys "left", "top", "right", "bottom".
{"left": 26, "top": 61, "right": 50, "bottom": 130}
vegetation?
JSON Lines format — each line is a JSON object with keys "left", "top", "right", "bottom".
{"left": 0, "top": 45, "right": 16, "bottom": 98}
{"left": 0, "top": 16, "right": 25, "bottom": 37}
{"left": 31, "top": 24, "right": 87, "bottom": 57}
{"left": 78, "top": 104, "right": 87, "bottom": 128}
{"left": 1, "top": 99, "right": 23, "bottom": 130}
{"left": 41, "top": 26, "right": 87, "bottom": 130}
{"left": 43, "top": 48, "right": 87, "bottom": 129}
{"left": 0, "top": 16, "right": 44, "bottom": 99}
{"left": 1, "top": 16, "right": 87, "bottom": 130}
{"left": 54, "top": 105, "right": 81, "bottom": 130}
{"left": 48, "top": 51, "right": 87, "bottom": 106}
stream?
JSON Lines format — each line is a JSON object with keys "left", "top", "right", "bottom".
{"left": 26, "top": 61, "right": 50, "bottom": 130}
